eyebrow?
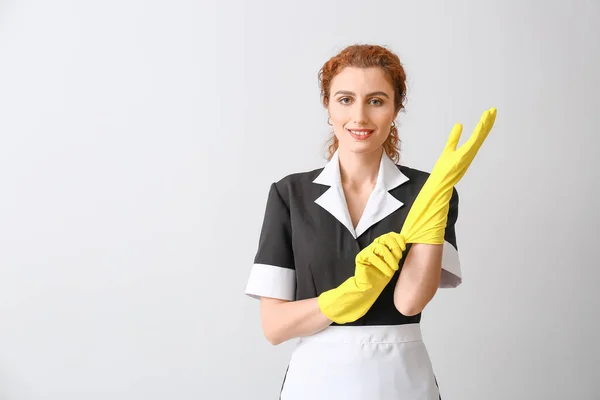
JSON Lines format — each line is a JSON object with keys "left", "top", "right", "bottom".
{"left": 333, "top": 90, "right": 390, "bottom": 98}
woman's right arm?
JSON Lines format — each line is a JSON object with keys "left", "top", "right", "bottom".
{"left": 259, "top": 297, "right": 333, "bottom": 346}
{"left": 249, "top": 183, "right": 332, "bottom": 345}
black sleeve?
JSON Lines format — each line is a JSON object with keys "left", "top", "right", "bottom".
{"left": 254, "top": 183, "right": 295, "bottom": 270}
{"left": 244, "top": 183, "right": 296, "bottom": 300}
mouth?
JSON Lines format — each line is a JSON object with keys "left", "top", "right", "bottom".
{"left": 346, "top": 128, "right": 375, "bottom": 141}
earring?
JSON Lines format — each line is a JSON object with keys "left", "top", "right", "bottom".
{"left": 327, "top": 117, "right": 333, "bottom": 126}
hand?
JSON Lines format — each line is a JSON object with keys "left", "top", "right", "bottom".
{"left": 428, "top": 107, "right": 497, "bottom": 189}
{"left": 353, "top": 232, "right": 406, "bottom": 288}
{"left": 318, "top": 232, "right": 406, "bottom": 324}
{"left": 401, "top": 108, "right": 497, "bottom": 244}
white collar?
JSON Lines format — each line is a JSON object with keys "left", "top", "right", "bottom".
{"left": 313, "top": 150, "right": 409, "bottom": 238}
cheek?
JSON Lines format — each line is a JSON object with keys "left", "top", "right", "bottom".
{"left": 329, "top": 109, "right": 349, "bottom": 126}
{"left": 333, "top": 125, "right": 347, "bottom": 141}
{"left": 331, "top": 121, "right": 350, "bottom": 140}
{"left": 329, "top": 100, "right": 355, "bottom": 117}
{"left": 374, "top": 107, "right": 395, "bottom": 123}
{"left": 375, "top": 119, "right": 395, "bottom": 134}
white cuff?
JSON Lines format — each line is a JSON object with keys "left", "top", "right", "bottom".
{"left": 440, "top": 241, "right": 462, "bottom": 288}
{"left": 245, "top": 264, "right": 296, "bottom": 301}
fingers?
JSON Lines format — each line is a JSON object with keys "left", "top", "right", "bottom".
{"left": 355, "top": 243, "right": 397, "bottom": 278}
{"left": 461, "top": 107, "right": 497, "bottom": 154}
{"left": 474, "top": 108, "right": 496, "bottom": 147}
{"left": 444, "top": 124, "right": 463, "bottom": 152}
{"left": 374, "top": 232, "right": 406, "bottom": 259}
{"left": 356, "top": 232, "right": 406, "bottom": 279}
{"left": 368, "top": 243, "right": 400, "bottom": 278}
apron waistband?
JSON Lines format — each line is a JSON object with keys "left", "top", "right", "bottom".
{"left": 299, "top": 323, "right": 422, "bottom": 345}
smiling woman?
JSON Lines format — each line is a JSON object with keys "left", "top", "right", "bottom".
{"left": 321, "top": 45, "right": 407, "bottom": 164}
{"left": 329, "top": 70, "right": 395, "bottom": 147}
{"left": 244, "top": 44, "right": 496, "bottom": 400}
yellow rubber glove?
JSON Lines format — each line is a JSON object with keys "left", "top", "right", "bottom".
{"left": 317, "top": 108, "right": 497, "bottom": 324}
{"left": 318, "top": 232, "right": 406, "bottom": 324}
{"left": 401, "top": 108, "right": 497, "bottom": 244}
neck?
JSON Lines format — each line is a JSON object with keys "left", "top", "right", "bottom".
{"left": 337, "top": 148, "right": 383, "bottom": 189}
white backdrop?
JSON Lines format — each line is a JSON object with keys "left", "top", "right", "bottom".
{"left": 0, "top": 1, "right": 598, "bottom": 399}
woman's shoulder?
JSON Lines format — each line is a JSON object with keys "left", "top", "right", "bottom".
{"left": 271, "top": 167, "right": 324, "bottom": 189}
{"left": 396, "top": 163, "right": 431, "bottom": 184}
{"left": 264, "top": 167, "right": 325, "bottom": 206}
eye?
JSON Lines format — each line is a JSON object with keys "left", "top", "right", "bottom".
{"left": 338, "top": 97, "right": 352, "bottom": 105}
{"left": 370, "top": 98, "right": 383, "bottom": 106}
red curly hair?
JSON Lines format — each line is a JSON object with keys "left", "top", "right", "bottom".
{"left": 318, "top": 44, "right": 408, "bottom": 163}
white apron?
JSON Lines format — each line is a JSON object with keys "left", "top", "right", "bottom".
{"left": 279, "top": 323, "right": 441, "bottom": 400}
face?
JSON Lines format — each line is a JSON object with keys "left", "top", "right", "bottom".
{"left": 327, "top": 67, "right": 397, "bottom": 156}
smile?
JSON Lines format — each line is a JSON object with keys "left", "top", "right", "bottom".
{"left": 346, "top": 128, "right": 374, "bottom": 140}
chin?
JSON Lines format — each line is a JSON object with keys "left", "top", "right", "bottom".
{"left": 341, "top": 142, "right": 384, "bottom": 155}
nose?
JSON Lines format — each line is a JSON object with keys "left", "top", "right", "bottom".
{"left": 352, "top": 103, "right": 368, "bottom": 125}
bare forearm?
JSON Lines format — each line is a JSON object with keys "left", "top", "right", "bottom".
{"left": 260, "top": 297, "right": 333, "bottom": 345}
{"left": 394, "top": 243, "right": 443, "bottom": 316}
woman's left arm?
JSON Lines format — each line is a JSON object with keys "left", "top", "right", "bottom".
{"left": 392, "top": 108, "right": 497, "bottom": 316}
{"left": 393, "top": 243, "right": 444, "bottom": 316}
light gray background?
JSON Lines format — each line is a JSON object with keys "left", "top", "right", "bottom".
{"left": 0, "top": 0, "right": 598, "bottom": 399}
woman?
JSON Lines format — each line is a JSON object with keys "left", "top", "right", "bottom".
{"left": 244, "top": 44, "right": 496, "bottom": 400}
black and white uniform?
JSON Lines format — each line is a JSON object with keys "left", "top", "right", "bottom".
{"left": 245, "top": 150, "right": 461, "bottom": 400}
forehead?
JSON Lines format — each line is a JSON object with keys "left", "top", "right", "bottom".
{"left": 330, "top": 67, "right": 393, "bottom": 94}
